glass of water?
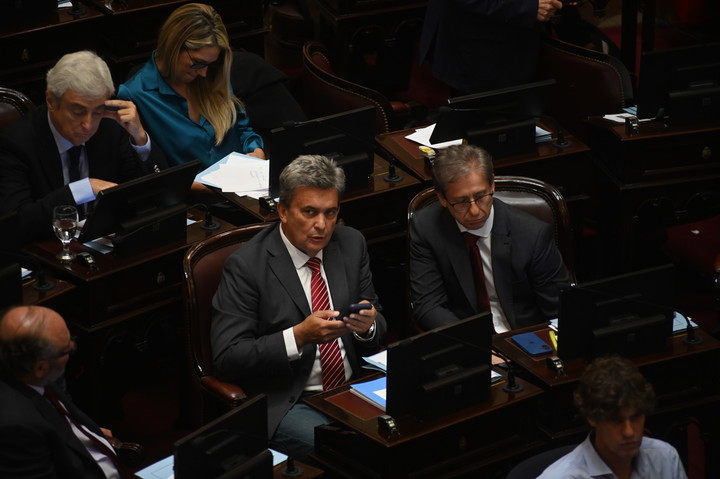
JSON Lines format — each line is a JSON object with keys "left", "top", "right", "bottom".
{"left": 53, "top": 205, "right": 78, "bottom": 261}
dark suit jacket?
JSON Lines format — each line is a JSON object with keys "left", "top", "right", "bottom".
{"left": 418, "top": 0, "right": 542, "bottom": 93}
{"left": 0, "top": 104, "right": 166, "bottom": 243}
{"left": 409, "top": 199, "right": 570, "bottom": 331}
{"left": 0, "top": 378, "right": 107, "bottom": 479}
{"left": 211, "top": 223, "right": 387, "bottom": 435}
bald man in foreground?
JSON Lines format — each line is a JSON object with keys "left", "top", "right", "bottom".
{"left": 0, "top": 306, "right": 125, "bottom": 478}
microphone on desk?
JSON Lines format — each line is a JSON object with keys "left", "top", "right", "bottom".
{"left": 280, "top": 118, "right": 405, "bottom": 184}
{"left": 491, "top": 346, "right": 525, "bottom": 394}
{"left": 69, "top": 0, "right": 86, "bottom": 16}
{"left": 2, "top": 252, "right": 55, "bottom": 291}
{"left": 267, "top": 439, "right": 304, "bottom": 478}
{"left": 192, "top": 203, "right": 220, "bottom": 231}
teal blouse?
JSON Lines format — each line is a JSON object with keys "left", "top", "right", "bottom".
{"left": 118, "top": 53, "right": 264, "bottom": 168}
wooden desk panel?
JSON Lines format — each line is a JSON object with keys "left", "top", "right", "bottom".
{"left": 22, "top": 210, "right": 236, "bottom": 332}
{"left": 306, "top": 378, "right": 544, "bottom": 477}
{"left": 493, "top": 325, "right": 720, "bottom": 437}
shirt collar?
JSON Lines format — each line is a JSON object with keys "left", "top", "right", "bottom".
{"left": 279, "top": 225, "right": 324, "bottom": 270}
{"left": 455, "top": 203, "right": 494, "bottom": 238}
{"left": 142, "top": 51, "right": 181, "bottom": 98}
{"left": 46, "top": 110, "right": 77, "bottom": 155}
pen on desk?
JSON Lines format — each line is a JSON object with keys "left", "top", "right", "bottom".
{"left": 549, "top": 330, "right": 558, "bottom": 351}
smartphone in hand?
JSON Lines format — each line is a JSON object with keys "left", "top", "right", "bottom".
{"left": 337, "top": 303, "right": 372, "bottom": 319}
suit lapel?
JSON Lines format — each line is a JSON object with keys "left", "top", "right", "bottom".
{"left": 491, "top": 200, "right": 515, "bottom": 326}
{"left": 266, "top": 226, "right": 312, "bottom": 318}
{"left": 322, "top": 236, "right": 349, "bottom": 311}
{"left": 33, "top": 106, "right": 65, "bottom": 191}
{"left": 438, "top": 206, "right": 478, "bottom": 310}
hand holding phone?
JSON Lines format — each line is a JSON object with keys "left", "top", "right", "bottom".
{"left": 337, "top": 303, "right": 372, "bottom": 319}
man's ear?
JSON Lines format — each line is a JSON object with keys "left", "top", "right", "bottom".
{"left": 277, "top": 202, "right": 287, "bottom": 223}
{"left": 436, "top": 191, "right": 449, "bottom": 208}
{"left": 45, "top": 91, "right": 56, "bottom": 111}
{"left": 31, "top": 360, "right": 49, "bottom": 381}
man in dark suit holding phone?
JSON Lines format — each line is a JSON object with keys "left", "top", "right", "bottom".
{"left": 0, "top": 50, "right": 165, "bottom": 243}
{"left": 211, "top": 155, "right": 386, "bottom": 461}
{"left": 409, "top": 144, "right": 570, "bottom": 332}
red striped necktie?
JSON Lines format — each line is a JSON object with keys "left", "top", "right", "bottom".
{"left": 462, "top": 232, "right": 491, "bottom": 312}
{"left": 306, "top": 257, "right": 346, "bottom": 390}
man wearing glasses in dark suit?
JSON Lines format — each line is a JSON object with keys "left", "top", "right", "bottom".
{"left": 409, "top": 144, "right": 570, "bottom": 332}
{"left": 0, "top": 306, "right": 125, "bottom": 478}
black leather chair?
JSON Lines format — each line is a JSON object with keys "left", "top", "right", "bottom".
{"left": 505, "top": 444, "right": 575, "bottom": 479}
{"left": 181, "top": 223, "right": 272, "bottom": 426}
{"left": 300, "top": 41, "right": 422, "bottom": 134}
{"left": 0, "top": 86, "right": 34, "bottom": 128}
{"left": 536, "top": 36, "right": 634, "bottom": 142}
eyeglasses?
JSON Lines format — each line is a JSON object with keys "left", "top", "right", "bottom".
{"left": 447, "top": 192, "right": 494, "bottom": 213}
{"left": 185, "top": 49, "right": 217, "bottom": 70}
{"left": 44, "top": 336, "right": 77, "bottom": 360}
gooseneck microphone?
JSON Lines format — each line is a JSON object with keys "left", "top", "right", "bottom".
{"left": 191, "top": 203, "right": 220, "bottom": 231}
{"left": 491, "top": 346, "right": 525, "bottom": 394}
{"left": 69, "top": 0, "right": 86, "bottom": 16}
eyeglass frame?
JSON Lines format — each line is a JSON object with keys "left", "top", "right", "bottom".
{"left": 445, "top": 191, "right": 494, "bottom": 213}
{"left": 44, "top": 336, "right": 77, "bottom": 360}
{"left": 184, "top": 48, "right": 218, "bottom": 70}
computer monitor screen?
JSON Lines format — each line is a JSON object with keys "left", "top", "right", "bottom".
{"left": 430, "top": 79, "right": 556, "bottom": 157}
{"left": 174, "top": 394, "right": 272, "bottom": 479}
{"left": 558, "top": 264, "right": 676, "bottom": 361}
{"left": 636, "top": 42, "right": 720, "bottom": 124}
{"left": 386, "top": 313, "right": 493, "bottom": 419}
{"left": 77, "top": 160, "right": 201, "bottom": 245}
{"left": 265, "top": 106, "right": 376, "bottom": 198}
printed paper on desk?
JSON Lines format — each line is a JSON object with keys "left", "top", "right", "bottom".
{"left": 196, "top": 152, "right": 269, "bottom": 197}
{"left": 405, "top": 124, "right": 463, "bottom": 149}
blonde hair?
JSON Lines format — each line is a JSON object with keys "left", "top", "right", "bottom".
{"left": 156, "top": 3, "right": 242, "bottom": 145}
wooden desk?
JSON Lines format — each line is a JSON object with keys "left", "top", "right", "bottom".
{"left": 306, "top": 377, "right": 543, "bottom": 478}
{"left": 23, "top": 210, "right": 236, "bottom": 332}
{"left": 22, "top": 210, "right": 237, "bottom": 421}
{"left": 493, "top": 326, "right": 720, "bottom": 437}
{"left": 586, "top": 118, "right": 720, "bottom": 271}
{"left": 376, "top": 128, "right": 593, "bottom": 204}
{"left": 22, "top": 275, "right": 75, "bottom": 306}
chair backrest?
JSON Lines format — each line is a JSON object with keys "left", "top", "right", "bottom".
{"left": 0, "top": 87, "right": 34, "bottom": 129}
{"left": 300, "top": 41, "right": 396, "bottom": 133}
{"left": 182, "top": 223, "right": 272, "bottom": 383}
{"left": 536, "top": 36, "right": 634, "bottom": 141}
{"left": 408, "top": 176, "right": 577, "bottom": 284}
{"left": 505, "top": 444, "right": 576, "bottom": 479}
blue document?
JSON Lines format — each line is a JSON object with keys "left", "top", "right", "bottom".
{"left": 350, "top": 377, "right": 387, "bottom": 410}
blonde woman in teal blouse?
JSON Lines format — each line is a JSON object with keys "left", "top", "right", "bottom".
{"left": 118, "top": 3, "right": 264, "bottom": 169}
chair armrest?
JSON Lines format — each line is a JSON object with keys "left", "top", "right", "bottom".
{"left": 200, "top": 376, "right": 248, "bottom": 406}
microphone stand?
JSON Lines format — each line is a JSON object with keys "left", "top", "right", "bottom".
{"left": 69, "top": 0, "right": 86, "bottom": 16}
{"left": 491, "top": 347, "right": 524, "bottom": 394}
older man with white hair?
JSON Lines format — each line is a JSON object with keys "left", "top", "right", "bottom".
{"left": 0, "top": 50, "right": 165, "bottom": 242}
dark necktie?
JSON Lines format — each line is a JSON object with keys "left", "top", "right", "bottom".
{"left": 67, "top": 145, "right": 83, "bottom": 183}
{"left": 306, "top": 257, "right": 346, "bottom": 390}
{"left": 462, "top": 232, "right": 491, "bottom": 312}
{"left": 44, "top": 386, "right": 126, "bottom": 477}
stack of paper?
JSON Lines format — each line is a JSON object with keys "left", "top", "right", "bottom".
{"left": 195, "top": 152, "right": 269, "bottom": 199}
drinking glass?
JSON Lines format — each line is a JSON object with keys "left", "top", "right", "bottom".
{"left": 53, "top": 205, "right": 78, "bottom": 261}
